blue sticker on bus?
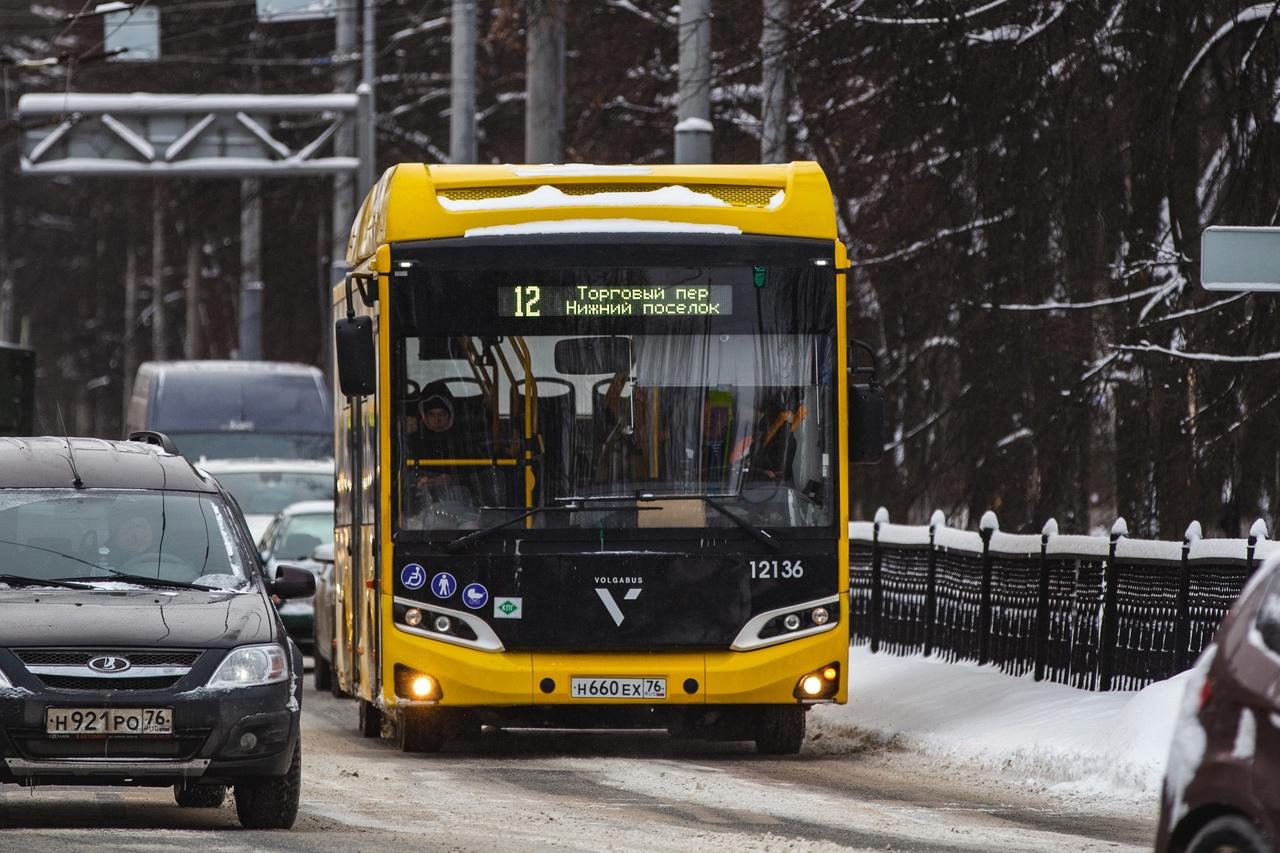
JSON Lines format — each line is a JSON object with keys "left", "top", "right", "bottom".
{"left": 461, "top": 583, "right": 488, "bottom": 610}
{"left": 400, "top": 563, "right": 427, "bottom": 590}
{"left": 431, "top": 572, "right": 457, "bottom": 599}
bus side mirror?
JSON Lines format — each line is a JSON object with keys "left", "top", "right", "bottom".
{"left": 335, "top": 317, "right": 376, "bottom": 397}
{"left": 850, "top": 383, "right": 884, "bottom": 464}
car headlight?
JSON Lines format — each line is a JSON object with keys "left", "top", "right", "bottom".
{"left": 208, "top": 644, "right": 289, "bottom": 688}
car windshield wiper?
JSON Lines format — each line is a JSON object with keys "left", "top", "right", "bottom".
{"left": 0, "top": 574, "right": 95, "bottom": 590}
{"left": 59, "top": 569, "right": 218, "bottom": 592}
{"left": 557, "top": 492, "right": 781, "bottom": 552}
{"left": 442, "top": 506, "right": 581, "bottom": 554}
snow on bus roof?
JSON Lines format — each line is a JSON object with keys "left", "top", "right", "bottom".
{"left": 510, "top": 164, "right": 653, "bottom": 177}
{"left": 463, "top": 219, "right": 742, "bottom": 237}
{"left": 438, "top": 184, "right": 731, "bottom": 212}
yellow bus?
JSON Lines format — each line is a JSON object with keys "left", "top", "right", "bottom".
{"left": 329, "top": 162, "right": 882, "bottom": 754}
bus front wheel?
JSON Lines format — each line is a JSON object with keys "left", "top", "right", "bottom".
{"left": 399, "top": 707, "right": 446, "bottom": 753}
{"left": 755, "top": 706, "right": 806, "bottom": 755}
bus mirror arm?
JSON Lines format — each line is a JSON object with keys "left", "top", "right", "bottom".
{"left": 848, "top": 339, "right": 884, "bottom": 465}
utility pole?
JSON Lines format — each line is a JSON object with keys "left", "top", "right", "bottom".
{"left": 357, "top": 0, "right": 377, "bottom": 195}
{"left": 451, "top": 0, "right": 477, "bottom": 163}
{"left": 184, "top": 223, "right": 201, "bottom": 360}
{"left": 525, "top": 0, "right": 565, "bottom": 164}
{"left": 329, "top": 0, "right": 358, "bottom": 378}
{"left": 760, "top": 0, "right": 789, "bottom": 163}
{"left": 151, "top": 185, "right": 168, "bottom": 360}
{"left": 122, "top": 221, "right": 139, "bottom": 421}
{"left": 674, "top": 0, "right": 712, "bottom": 164}
{"left": 239, "top": 178, "right": 263, "bottom": 360}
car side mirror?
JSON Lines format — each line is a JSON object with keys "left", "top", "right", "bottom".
{"left": 311, "top": 542, "right": 334, "bottom": 563}
{"left": 335, "top": 316, "right": 376, "bottom": 397}
{"left": 271, "top": 564, "right": 317, "bottom": 600}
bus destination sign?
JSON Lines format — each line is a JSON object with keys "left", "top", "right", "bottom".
{"left": 499, "top": 285, "right": 734, "bottom": 317}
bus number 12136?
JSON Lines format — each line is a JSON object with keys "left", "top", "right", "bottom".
{"left": 749, "top": 559, "right": 804, "bottom": 579}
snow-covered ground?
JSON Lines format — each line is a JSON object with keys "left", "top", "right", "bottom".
{"left": 812, "top": 645, "right": 1186, "bottom": 811}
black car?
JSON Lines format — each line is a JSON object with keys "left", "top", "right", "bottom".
{"left": 0, "top": 434, "right": 314, "bottom": 829}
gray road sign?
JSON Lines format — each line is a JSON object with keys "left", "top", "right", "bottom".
{"left": 1202, "top": 226, "right": 1280, "bottom": 291}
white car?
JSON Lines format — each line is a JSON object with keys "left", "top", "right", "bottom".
{"left": 199, "top": 459, "right": 334, "bottom": 544}
{"left": 257, "top": 500, "right": 336, "bottom": 657}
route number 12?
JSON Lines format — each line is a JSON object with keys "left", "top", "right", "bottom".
{"left": 513, "top": 285, "right": 542, "bottom": 317}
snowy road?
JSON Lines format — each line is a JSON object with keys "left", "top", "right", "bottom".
{"left": 0, "top": 685, "right": 1156, "bottom": 852}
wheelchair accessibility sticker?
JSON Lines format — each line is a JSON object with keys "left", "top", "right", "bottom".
{"left": 401, "top": 563, "right": 427, "bottom": 591}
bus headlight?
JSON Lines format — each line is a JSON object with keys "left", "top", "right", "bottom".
{"left": 404, "top": 608, "right": 424, "bottom": 627}
{"left": 800, "top": 675, "right": 823, "bottom": 696}
{"left": 811, "top": 607, "right": 830, "bottom": 626}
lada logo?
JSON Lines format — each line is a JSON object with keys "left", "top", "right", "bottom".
{"left": 87, "top": 656, "right": 132, "bottom": 673}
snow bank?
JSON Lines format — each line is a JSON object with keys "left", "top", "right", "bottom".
{"left": 812, "top": 646, "right": 1186, "bottom": 806}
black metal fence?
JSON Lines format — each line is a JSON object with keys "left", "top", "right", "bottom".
{"left": 850, "top": 512, "right": 1274, "bottom": 691}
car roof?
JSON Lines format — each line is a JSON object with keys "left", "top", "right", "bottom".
{"left": 276, "top": 500, "right": 336, "bottom": 518}
{"left": 0, "top": 437, "right": 219, "bottom": 492}
{"left": 197, "top": 458, "right": 334, "bottom": 473}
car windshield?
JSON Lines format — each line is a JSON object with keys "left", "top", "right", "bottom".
{"left": 272, "top": 513, "right": 335, "bottom": 562}
{"left": 215, "top": 471, "right": 334, "bottom": 515}
{"left": 396, "top": 261, "right": 836, "bottom": 536}
{"left": 0, "top": 489, "right": 250, "bottom": 591}
{"left": 172, "top": 432, "right": 332, "bottom": 461}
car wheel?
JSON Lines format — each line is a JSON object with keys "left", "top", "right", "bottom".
{"left": 173, "top": 783, "right": 226, "bottom": 808}
{"left": 233, "top": 742, "right": 302, "bottom": 830}
{"left": 1187, "top": 815, "right": 1270, "bottom": 853}
{"left": 755, "top": 706, "right": 806, "bottom": 755}
{"left": 358, "top": 698, "right": 382, "bottom": 738}
{"left": 399, "top": 707, "right": 446, "bottom": 753}
{"left": 313, "top": 654, "right": 332, "bottom": 692}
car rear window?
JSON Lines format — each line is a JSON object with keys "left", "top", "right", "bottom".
{"left": 216, "top": 472, "right": 333, "bottom": 515}
{"left": 152, "top": 371, "right": 331, "bottom": 433}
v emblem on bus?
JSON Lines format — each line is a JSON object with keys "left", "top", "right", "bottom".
{"left": 595, "top": 587, "right": 641, "bottom": 626}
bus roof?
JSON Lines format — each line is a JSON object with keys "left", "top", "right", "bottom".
{"left": 345, "top": 161, "right": 837, "bottom": 267}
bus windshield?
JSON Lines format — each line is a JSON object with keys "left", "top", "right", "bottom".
{"left": 395, "top": 261, "right": 837, "bottom": 535}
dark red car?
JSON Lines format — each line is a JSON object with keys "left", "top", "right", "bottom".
{"left": 1157, "top": 553, "right": 1280, "bottom": 853}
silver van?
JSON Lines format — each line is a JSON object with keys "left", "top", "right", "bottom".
{"left": 126, "top": 361, "right": 332, "bottom": 460}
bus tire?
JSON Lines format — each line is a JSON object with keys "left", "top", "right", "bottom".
{"left": 755, "top": 706, "right": 806, "bottom": 755}
{"left": 399, "top": 707, "right": 446, "bottom": 753}
{"left": 1187, "top": 815, "right": 1270, "bottom": 853}
{"left": 233, "top": 742, "right": 302, "bottom": 830}
{"left": 173, "top": 783, "right": 226, "bottom": 808}
{"left": 358, "top": 698, "right": 382, "bottom": 738}
{"left": 313, "top": 655, "right": 332, "bottom": 692}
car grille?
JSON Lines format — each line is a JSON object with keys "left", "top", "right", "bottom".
{"left": 10, "top": 648, "right": 201, "bottom": 691}
{"left": 36, "top": 675, "right": 184, "bottom": 691}
{"left": 15, "top": 649, "right": 201, "bottom": 667}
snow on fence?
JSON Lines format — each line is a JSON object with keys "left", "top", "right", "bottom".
{"left": 850, "top": 510, "right": 1276, "bottom": 691}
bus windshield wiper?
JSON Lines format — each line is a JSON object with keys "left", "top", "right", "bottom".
{"left": 561, "top": 492, "right": 781, "bottom": 552}
{"left": 442, "top": 506, "right": 580, "bottom": 554}
{"left": 0, "top": 574, "right": 95, "bottom": 590}
{"left": 61, "top": 568, "right": 218, "bottom": 592}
